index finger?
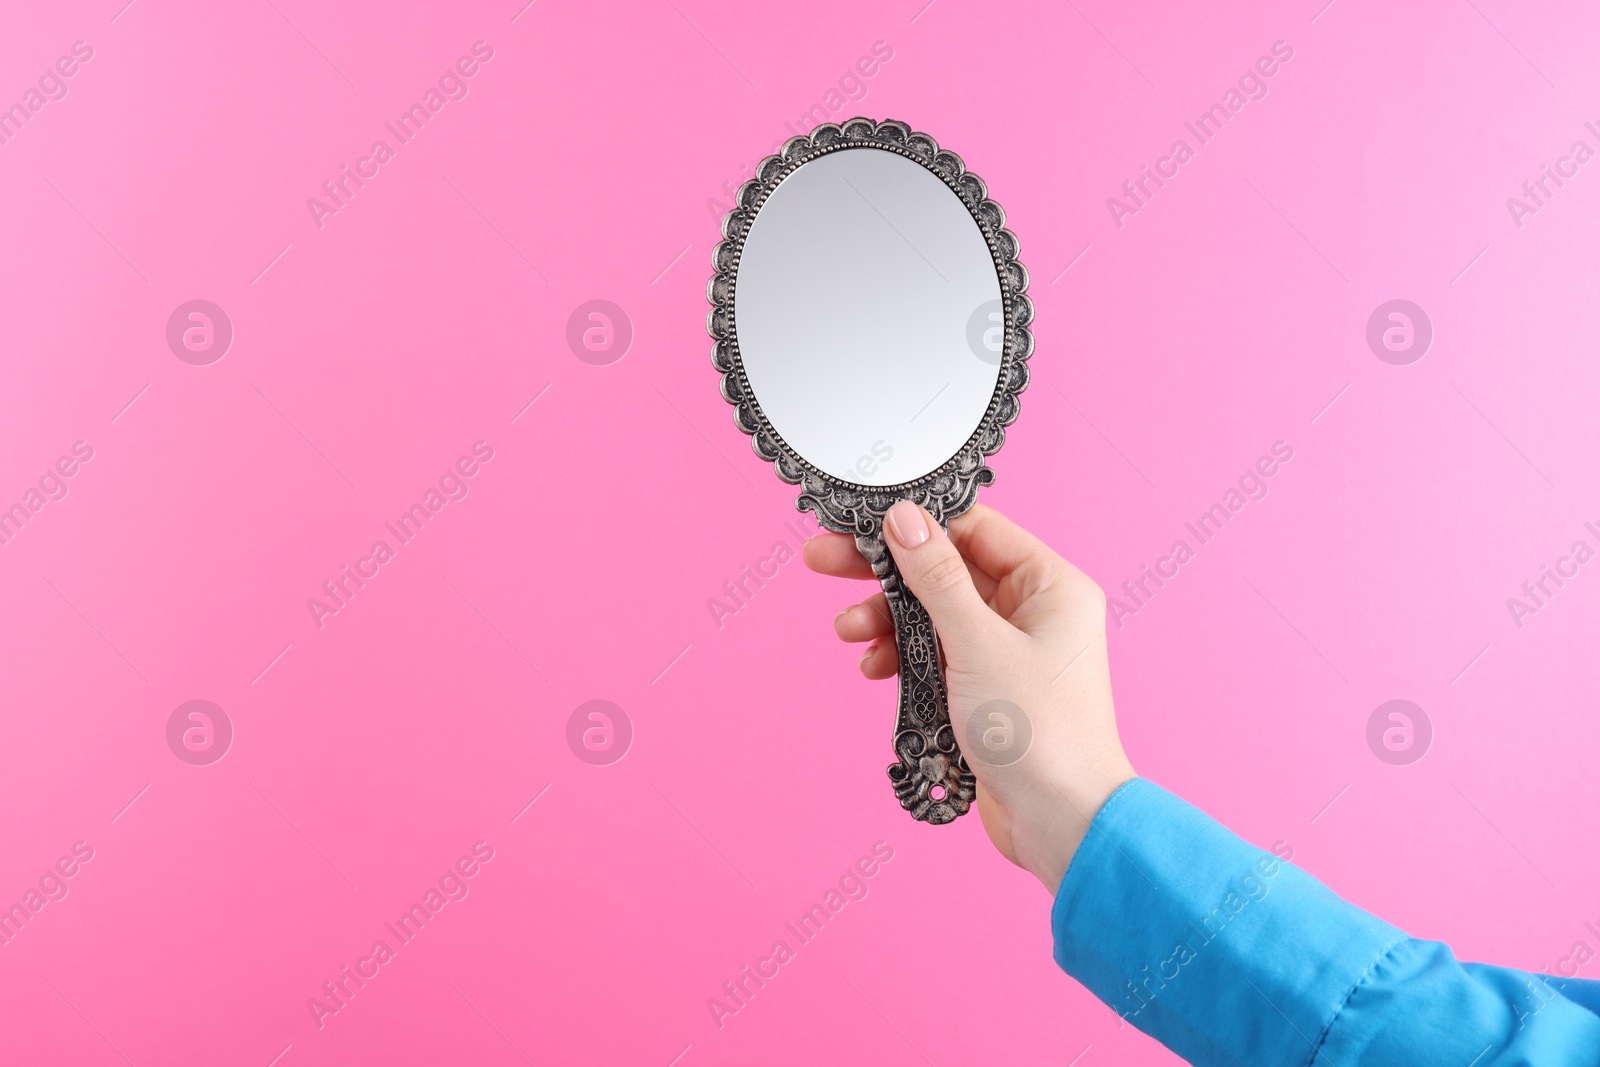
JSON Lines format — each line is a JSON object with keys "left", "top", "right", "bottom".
{"left": 804, "top": 526, "right": 1003, "bottom": 603}
{"left": 948, "top": 503, "right": 1063, "bottom": 581}
{"left": 802, "top": 532, "right": 875, "bottom": 579}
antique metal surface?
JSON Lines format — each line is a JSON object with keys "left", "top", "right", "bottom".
{"left": 707, "top": 117, "right": 1033, "bottom": 825}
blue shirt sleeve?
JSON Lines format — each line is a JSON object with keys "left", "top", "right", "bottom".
{"left": 1051, "top": 778, "right": 1600, "bottom": 1065}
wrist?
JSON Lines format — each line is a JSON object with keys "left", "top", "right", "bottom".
{"left": 1023, "top": 755, "right": 1136, "bottom": 896}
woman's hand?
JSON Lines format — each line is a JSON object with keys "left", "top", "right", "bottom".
{"left": 803, "top": 501, "right": 1136, "bottom": 894}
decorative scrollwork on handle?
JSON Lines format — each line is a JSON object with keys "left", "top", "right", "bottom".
{"left": 856, "top": 534, "right": 977, "bottom": 825}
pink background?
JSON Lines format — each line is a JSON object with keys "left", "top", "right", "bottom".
{"left": 3, "top": 0, "right": 1599, "bottom": 1063}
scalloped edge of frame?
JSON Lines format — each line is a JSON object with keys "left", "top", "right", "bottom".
{"left": 705, "top": 116, "right": 1033, "bottom": 539}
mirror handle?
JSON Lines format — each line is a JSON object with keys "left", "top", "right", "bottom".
{"left": 856, "top": 533, "right": 977, "bottom": 825}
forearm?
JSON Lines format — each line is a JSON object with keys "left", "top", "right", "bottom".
{"left": 1052, "top": 779, "right": 1600, "bottom": 1065}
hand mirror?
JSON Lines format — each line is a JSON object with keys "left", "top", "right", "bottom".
{"left": 706, "top": 118, "right": 1032, "bottom": 825}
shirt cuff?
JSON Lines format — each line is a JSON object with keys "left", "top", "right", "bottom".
{"left": 1052, "top": 778, "right": 1404, "bottom": 1067}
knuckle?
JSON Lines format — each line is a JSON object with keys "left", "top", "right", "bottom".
{"left": 920, "top": 549, "right": 970, "bottom": 594}
{"left": 1040, "top": 558, "right": 1104, "bottom": 612}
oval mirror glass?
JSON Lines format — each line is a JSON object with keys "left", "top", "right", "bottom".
{"left": 734, "top": 146, "right": 1003, "bottom": 486}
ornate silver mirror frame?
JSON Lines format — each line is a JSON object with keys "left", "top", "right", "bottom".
{"left": 706, "top": 117, "right": 1033, "bottom": 825}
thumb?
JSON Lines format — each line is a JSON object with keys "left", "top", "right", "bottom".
{"left": 883, "top": 500, "right": 995, "bottom": 646}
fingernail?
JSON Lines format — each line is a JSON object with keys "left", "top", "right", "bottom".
{"left": 859, "top": 645, "right": 875, "bottom": 672}
{"left": 835, "top": 606, "right": 854, "bottom": 629}
{"left": 886, "top": 500, "right": 929, "bottom": 549}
